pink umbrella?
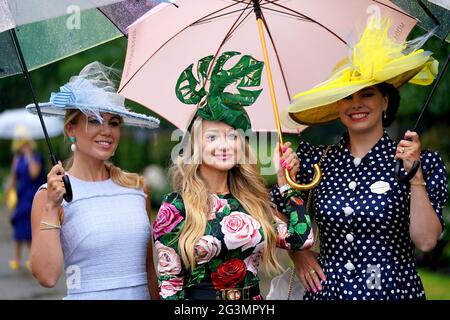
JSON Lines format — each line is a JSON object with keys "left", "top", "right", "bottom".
{"left": 118, "top": 0, "right": 417, "bottom": 189}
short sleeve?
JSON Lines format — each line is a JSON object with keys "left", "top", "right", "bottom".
{"left": 421, "top": 150, "right": 448, "bottom": 230}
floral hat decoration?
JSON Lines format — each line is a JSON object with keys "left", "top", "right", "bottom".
{"left": 26, "top": 61, "right": 160, "bottom": 129}
{"left": 282, "top": 16, "right": 439, "bottom": 127}
{"left": 175, "top": 51, "right": 264, "bottom": 131}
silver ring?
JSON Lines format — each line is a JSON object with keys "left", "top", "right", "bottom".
{"left": 401, "top": 147, "right": 405, "bottom": 153}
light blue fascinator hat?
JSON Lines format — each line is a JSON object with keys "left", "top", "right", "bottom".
{"left": 26, "top": 61, "right": 159, "bottom": 129}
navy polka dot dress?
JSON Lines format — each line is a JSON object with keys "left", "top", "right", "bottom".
{"left": 271, "top": 132, "right": 447, "bottom": 300}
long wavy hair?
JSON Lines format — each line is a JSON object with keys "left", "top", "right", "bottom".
{"left": 64, "top": 110, "right": 144, "bottom": 189}
{"left": 169, "top": 117, "right": 282, "bottom": 273}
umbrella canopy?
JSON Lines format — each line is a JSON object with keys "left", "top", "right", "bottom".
{"left": 98, "top": 0, "right": 163, "bottom": 36}
{"left": 0, "top": 108, "right": 64, "bottom": 139}
{"left": 118, "top": 0, "right": 417, "bottom": 132}
{"left": 0, "top": 0, "right": 123, "bottom": 31}
{"left": 0, "top": 9, "right": 122, "bottom": 78}
{"left": 0, "top": 0, "right": 130, "bottom": 78}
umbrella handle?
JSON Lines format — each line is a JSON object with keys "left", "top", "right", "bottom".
{"left": 395, "top": 159, "right": 420, "bottom": 182}
{"left": 395, "top": 135, "right": 420, "bottom": 182}
{"left": 253, "top": 6, "right": 321, "bottom": 190}
{"left": 51, "top": 155, "right": 73, "bottom": 203}
{"left": 284, "top": 164, "right": 322, "bottom": 190}
{"left": 62, "top": 175, "right": 73, "bottom": 203}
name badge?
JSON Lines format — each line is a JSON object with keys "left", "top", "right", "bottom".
{"left": 370, "top": 181, "right": 390, "bottom": 194}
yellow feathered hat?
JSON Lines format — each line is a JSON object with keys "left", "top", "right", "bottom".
{"left": 283, "top": 16, "right": 439, "bottom": 127}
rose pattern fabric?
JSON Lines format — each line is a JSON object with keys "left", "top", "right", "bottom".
{"left": 160, "top": 277, "right": 184, "bottom": 299}
{"left": 244, "top": 242, "right": 264, "bottom": 275}
{"left": 153, "top": 191, "right": 311, "bottom": 299}
{"left": 209, "top": 194, "right": 230, "bottom": 220}
{"left": 211, "top": 258, "right": 247, "bottom": 289}
{"left": 275, "top": 216, "right": 291, "bottom": 250}
{"left": 194, "top": 235, "right": 221, "bottom": 265}
{"left": 221, "top": 211, "right": 262, "bottom": 251}
{"left": 153, "top": 201, "right": 183, "bottom": 239}
{"left": 155, "top": 241, "right": 182, "bottom": 276}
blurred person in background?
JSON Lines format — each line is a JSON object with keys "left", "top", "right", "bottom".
{"left": 5, "top": 126, "right": 46, "bottom": 271}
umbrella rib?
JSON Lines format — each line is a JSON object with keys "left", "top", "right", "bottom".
{"left": 258, "top": 6, "right": 312, "bottom": 21}
{"left": 262, "top": 0, "right": 348, "bottom": 45}
{"left": 259, "top": 10, "right": 292, "bottom": 101}
{"left": 205, "top": 3, "right": 254, "bottom": 82}
{"left": 258, "top": 0, "right": 311, "bottom": 21}
{"left": 119, "top": 2, "right": 249, "bottom": 91}
{"left": 195, "top": 8, "right": 249, "bottom": 24}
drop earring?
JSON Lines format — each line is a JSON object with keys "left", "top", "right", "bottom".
{"left": 383, "top": 111, "right": 387, "bottom": 119}
{"left": 69, "top": 137, "right": 76, "bottom": 152}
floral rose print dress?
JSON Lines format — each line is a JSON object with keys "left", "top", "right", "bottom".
{"left": 153, "top": 191, "right": 313, "bottom": 300}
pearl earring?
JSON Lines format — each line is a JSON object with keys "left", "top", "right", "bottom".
{"left": 383, "top": 111, "right": 387, "bottom": 119}
{"left": 69, "top": 137, "right": 76, "bottom": 152}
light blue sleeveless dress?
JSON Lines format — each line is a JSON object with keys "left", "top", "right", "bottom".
{"left": 41, "top": 174, "right": 151, "bottom": 300}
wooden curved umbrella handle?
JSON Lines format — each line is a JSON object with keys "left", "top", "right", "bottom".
{"left": 255, "top": 15, "right": 323, "bottom": 190}
{"left": 285, "top": 163, "right": 322, "bottom": 190}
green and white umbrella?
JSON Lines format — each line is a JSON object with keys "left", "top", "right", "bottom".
{"left": 0, "top": 0, "right": 127, "bottom": 201}
{"left": 0, "top": 0, "right": 124, "bottom": 78}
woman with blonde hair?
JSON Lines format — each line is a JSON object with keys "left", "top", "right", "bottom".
{"left": 153, "top": 52, "right": 313, "bottom": 300}
{"left": 26, "top": 62, "right": 161, "bottom": 299}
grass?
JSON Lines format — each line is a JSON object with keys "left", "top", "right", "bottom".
{"left": 418, "top": 268, "right": 450, "bottom": 300}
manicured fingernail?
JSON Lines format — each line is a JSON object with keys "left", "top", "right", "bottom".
{"left": 318, "top": 286, "right": 322, "bottom": 291}
{"left": 282, "top": 146, "right": 287, "bottom": 153}
{"left": 280, "top": 158, "right": 285, "bottom": 164}
{"left": 288, "top": 165, "right": 292, "bottom": 170}
{"left": 312, "top": 289, "right": 317, "bottom": 293}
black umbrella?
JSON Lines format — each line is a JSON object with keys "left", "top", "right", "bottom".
{"left": 391, "top": 0, "right": 450, "bottom": 182}
{"left": 8, "top": 27, "right": 76, "bottom": 201}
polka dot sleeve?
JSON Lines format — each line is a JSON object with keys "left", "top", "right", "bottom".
{"left": 421, "top": 150, "right": 448, "bottom": 229}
